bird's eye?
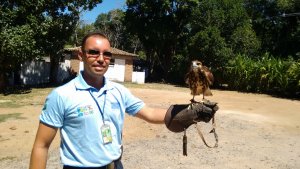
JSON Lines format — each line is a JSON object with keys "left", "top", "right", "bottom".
{"left": 197, "top": 63, "right": 201, "bottom": 65}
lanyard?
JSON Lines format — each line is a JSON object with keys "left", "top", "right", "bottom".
{"left": 88, "top": 89, "right": 107, "bottom": 124}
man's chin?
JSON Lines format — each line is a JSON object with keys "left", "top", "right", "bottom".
{"left": 93, "top": 69, "right": 107, "bottom": 76}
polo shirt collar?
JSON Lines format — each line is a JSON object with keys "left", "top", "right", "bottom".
{"left": 74, "top": 71, "right": 114, "bottom": 92}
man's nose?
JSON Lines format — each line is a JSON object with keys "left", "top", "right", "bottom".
{"left": 96, "top": 53, "right": 104, "bottom": 61}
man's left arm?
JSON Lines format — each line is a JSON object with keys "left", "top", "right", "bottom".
{"left": 135, "top": 106, "right": 166, "bottom": 124}
{"left": 136, "top": 102, "right": 218, "bottom": 133}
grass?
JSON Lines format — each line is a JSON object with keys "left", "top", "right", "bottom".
{"left": 0, "top": 113, "right": 25, "bottom": 123}
{"left": 0, "top": 156, "right": 17, "bottom": 161}
{"left": 0, "top": 87, "right": 53, "bottom": 108}
{"left": 0, "top": 100, "right": 22, "bottom": 108}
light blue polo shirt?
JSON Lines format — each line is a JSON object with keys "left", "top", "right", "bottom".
{"left": 40, "top": 71, "right": 145, "bottom": 167}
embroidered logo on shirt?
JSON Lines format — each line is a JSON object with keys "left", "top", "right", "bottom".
{"left": 77, "top": 105, "right": 94, "bottom": 117}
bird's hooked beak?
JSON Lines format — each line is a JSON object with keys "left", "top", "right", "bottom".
{"left": 192, "top": 61, "right": 202, "bottom": 69}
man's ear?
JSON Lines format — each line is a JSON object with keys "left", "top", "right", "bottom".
{"left": 78, "top": 49, "right": 84, "bottom": 61}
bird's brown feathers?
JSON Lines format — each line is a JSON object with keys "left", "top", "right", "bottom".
{"left": 185, "top": 60, "right": 214, "bottom": 100}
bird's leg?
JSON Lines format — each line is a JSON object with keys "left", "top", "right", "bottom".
{"left": 201, "top": 87, "right": 205, "bottom": 102}
{"left": 190, "top": 95, "right": 196, "bottom": 103}
{"left": 190, "top": 95, "right": 201, "bottom": 104}
{"left": 202, "top": 91, "right": 208, "bottom": 103}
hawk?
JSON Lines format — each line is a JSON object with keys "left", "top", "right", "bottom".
{"left": 185, "top": 60, "right": 214, "bottom": 103}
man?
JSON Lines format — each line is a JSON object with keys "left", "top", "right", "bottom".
{"left": 29, "top": 32, "right": 217, "bottom": 169}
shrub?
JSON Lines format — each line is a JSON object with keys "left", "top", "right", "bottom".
{"left": 224, "top": 53, "right": 300, "bottom": 97}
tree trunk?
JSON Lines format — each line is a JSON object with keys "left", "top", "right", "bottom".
{"left": 49, "top": 54, "right": 59, "bottom": 85}
{"left": 13, "top": 63, "right": 22, "bottom": 85}
{"left": 160, "top": 43, "right": 175, "bottom": 82}
{"left": 0, "top": 72, "right": 6, "bottom": 92}
{"left": 145, "top": 48, "right": 157, "bottom": 81}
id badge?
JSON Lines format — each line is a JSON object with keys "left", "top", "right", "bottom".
{"left": 101, "top": 124, "right": 113, "bottom": 144}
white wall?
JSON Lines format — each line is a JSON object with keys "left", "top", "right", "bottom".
{"left": 105, "top": 65, "right": 117, "bottom": 81}
{"left": 57, "top": 60, "right": 71, "bottom": 83}
{"left": 132, "top": 72, "right": 145, "bottom": 84}
{"left": 20, "top": 61, "right": 50, "bottom": 85}
{"left": 79, "top": 61, "right": 84, "bottom": 73}
{"left": 113, "top": 59, "right": 125, "bottom": 82}
{"left": 20, "top": 60, "right": 71, "bottom": 85}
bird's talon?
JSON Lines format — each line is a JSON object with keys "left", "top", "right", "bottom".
{"left": 190, "top": 99, "right": 200, "bottom": 104}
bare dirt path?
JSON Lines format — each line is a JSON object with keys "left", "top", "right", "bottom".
{"left": 0, "top": 85, "right": 299, "bottom": 169}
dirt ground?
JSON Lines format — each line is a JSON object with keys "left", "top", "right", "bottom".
{"left": 0, "top": 85, "right": 299, "bottom": 169}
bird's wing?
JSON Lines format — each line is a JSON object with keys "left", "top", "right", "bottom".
{"left": 184, "top": 72, "right": 190, "bottom": 85}
{"left": 202, "top": 66, "right": 214, "bottom": 85}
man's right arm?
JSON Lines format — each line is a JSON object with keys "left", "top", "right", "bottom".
{"left": 29, "top": 122, "right": 58, "bottom": 169}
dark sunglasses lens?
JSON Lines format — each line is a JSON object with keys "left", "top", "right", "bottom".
{"left": 103, "top": 52, "right": 112, "bottom": 57}
{"left": 87, "top": 50, "right": 100, "bottom": 55}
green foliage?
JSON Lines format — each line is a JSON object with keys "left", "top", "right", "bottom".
{"left": 230, "top": 23, "right": 261, "bottom": 57}
{"left": 0, "top": 25, "right": 41, "bottom": 71}
{"left": 224, "top": 54, "right": 300, "bottom": 96}
{"left": 1, "top": 0, "right": 298, "bottom": 97}
{"left": 93, "top": 9, "right": 142, "bottom": 54}
{"left": 168, "top": 53, "right": 190, "bottom": 84}
{"left": 244, "top": 0, "right": 300, "bottom": 58}
{"left": 94, "top": 9, "right": 125, "bottom": 48}
{"left": 137, "top": 51, "right": 146, "bottom": 60}
{"left": 188, "top": 0, "right": 256, "bottom": 72}
{"left": 125, "top": 0, "right": 198, "bottom": 80}
{"left": 188, "top": 26, "right": 233, "bottom": 68}
{"left": 0, "top": 0, "right": 102, "bottom": 87}
{"left": 66, "top": 20, "right": 97, "bottom": 47}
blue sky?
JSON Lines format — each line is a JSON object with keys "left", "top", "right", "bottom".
{"left": 81, "top": 0, "right": 126, "bottom": 24}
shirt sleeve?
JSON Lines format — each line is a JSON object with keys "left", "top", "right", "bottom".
{"left": 40, "top": 89, "right": 64, "bottom": 128}
{"left": 123, "top": 87, "right": 145, "bottom": 116}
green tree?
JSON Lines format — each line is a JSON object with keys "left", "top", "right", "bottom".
{"left": 188, "top": 0, "right": 257, "bottom": 64}
{"left": 0, "top": 1, "right": 43, "bottom": 87}
{"left": 94, "top": 9, "right": 143, "bottom": 55}
{"left": 188, "top": 26, "right": 232, "bottom": 68}
{"left": 244, "top": 0, "right": 300, "bottom": 58}
{"left": 94, "top": 9, "right": 126, "bottom": 49}
{"left": 125, "top": 0, "right": 198, "bottom": 81}
{"left": 0, "top": 0, "right": 102, "bottom": 89}
{"left": 35, "top": 1, "right": 101, "bottom": 84}
{"left": 230, "top": 23, "right": 261, "bottom": 57}
{"left": 0, "top": 25, "right": 40, "bottom": 87}
{"left": 67, "top": 21, "right": 96, "bottom": 47}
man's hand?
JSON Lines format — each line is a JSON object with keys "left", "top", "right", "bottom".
{"left": 164, "top": 101, "right": 218, "bottom": 132}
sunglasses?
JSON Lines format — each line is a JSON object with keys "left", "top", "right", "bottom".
{"left": 84, "top": 49, "right": 113, "bottom": 58}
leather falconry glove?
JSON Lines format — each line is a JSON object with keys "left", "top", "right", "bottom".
{"left": 164, "top": 101, "right": 218, "bottom": 132}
